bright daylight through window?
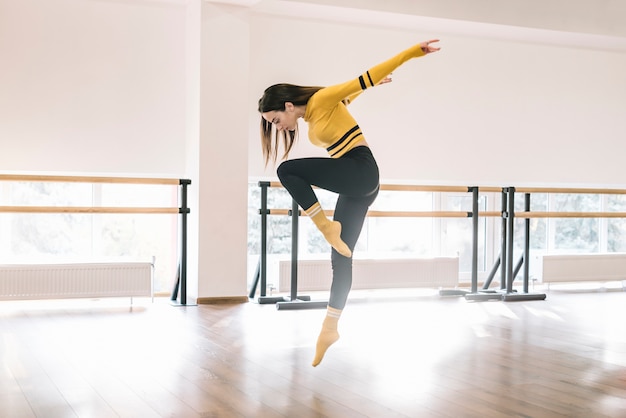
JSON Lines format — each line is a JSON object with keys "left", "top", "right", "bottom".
{"left": 0, "top": 181, "right": 179, "bottom": 294}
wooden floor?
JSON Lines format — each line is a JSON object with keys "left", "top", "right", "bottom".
{"left": 1, "top": 286, "right": 625, "bottom": 418}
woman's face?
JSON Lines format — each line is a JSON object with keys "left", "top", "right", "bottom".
{"left": 262, "top": 102, "right": 298, "bottom": 132}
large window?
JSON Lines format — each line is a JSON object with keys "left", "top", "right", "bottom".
{"left": 247, "top": 183, "right": 626, "bottom": 288}
{"left": 512, "top": 192, "right": 626, "bottom": 254}
{"left": 0, "top": 181, "right": 179, "bottom": 293}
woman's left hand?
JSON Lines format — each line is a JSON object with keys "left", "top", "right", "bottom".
{"left": 421, "top": 39, "right": 441, "bottom": 54}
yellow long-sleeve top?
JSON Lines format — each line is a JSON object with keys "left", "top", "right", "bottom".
{"left": 304, "top": 43, "right": 426, "bottom": 158}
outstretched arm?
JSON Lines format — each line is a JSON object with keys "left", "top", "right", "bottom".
{"left": 330, "top": 39, "right": 442, "bottom": 106}
{"left": 368, "top": 40, "right": 439, "bottom": 90}
{"left": 370, "top": 40, "right": 440, "bottom": 88}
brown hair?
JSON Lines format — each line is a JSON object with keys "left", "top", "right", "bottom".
{"left": 258, "top": 83, "right": 323, "bottom": 165}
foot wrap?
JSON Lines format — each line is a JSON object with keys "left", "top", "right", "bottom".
{"left": 306, "top": 203, "right": 351, "bottom": 258}
{"left": 312, "top": 307, "right": 342, "bottom": 367}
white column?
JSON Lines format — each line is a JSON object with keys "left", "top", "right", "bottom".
{"left": 185, "top": 2, "right": 250, "bottom": 302}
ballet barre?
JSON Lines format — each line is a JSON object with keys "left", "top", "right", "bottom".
{"left": 0, "top": 174, "right": 192, "bottom": 306}
{"left": 251, "top": 181, "right": 534, "bottom": 308}
{"left": 496, "top": 186, "right": 626, "bottom": 297}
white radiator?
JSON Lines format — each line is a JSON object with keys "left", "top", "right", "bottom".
{"left": 541, "top": 253, "right": 626, "bottom": 283}
{"left": 0, "top": 262, "right": 153, "bottom": 301}
{"left": 278, "top": 257, "right": 459, "bottom": 292}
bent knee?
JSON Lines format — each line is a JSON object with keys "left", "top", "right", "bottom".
{"left": 276, "top": 160, "right": 293, "bottom": 181}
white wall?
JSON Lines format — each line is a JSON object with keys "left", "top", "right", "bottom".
{"left": 0, "top": 0, "right": 187, "bottom": 176}
{"left": 2, "top": 0, "right": 626, "bottom": 300}
{"left": 5, "top": 0, "right": 624, "bottom": 187}
{"left": 248, "top": 13, "right": 626, "bottom": 188}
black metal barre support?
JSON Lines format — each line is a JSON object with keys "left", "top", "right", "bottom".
{"left": 501, "top": 190, "right": 546, "bottom": 301}
{"left": 465, "top": 187, "right": 546, "bottom": 302}
{"left": 275, "top": 200, "right": 328, "bottom": 310}
{"left": 506, "top": 187, "right": 515, "bottom": 294}
{"left": 501, "top": 189, "right": 508, "bottom": 291}
{"left": 171, "top": 179, "right": 196, "bottom": 306}
{"left": 471, "top": 187, "right": 479, "bottom": 293}
{"left": 483, "top": 255, "right": 500, "bottom": 290}
{"left": 260, "top": 181, "right": 268, "bottom": 297}
{"left": 249, "top": 183, "right": 327, "bottom": 308}
{"left": 445, "top": 186, "right": 504, "bottom": 300}
{"left": 465, "top": 188, "right": 509, "bottom": 301}
{"left": 439, "top": 186, "right": 477, "bottom": 298}
{"left": 523, "top": 193, "right": 531, "bottom": 294}
{"left": 252, "top": 181, "right": 288, "bottom": 304}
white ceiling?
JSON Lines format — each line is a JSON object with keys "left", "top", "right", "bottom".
{"left": 205, "top": 0, "right": 626, "bottom": 51}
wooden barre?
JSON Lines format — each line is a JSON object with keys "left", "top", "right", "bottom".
{"left": 369, "top": 210, "right": 468, "bottom": 218}
{"left": 264, "top": 181, "right": 626, "bottom": 195}
{"left": 265, "top": 181, "right": 501, "bottom": 193}
{"left": 267, "top": 209, "right": 503, "bottom": 218}
{"left": 0, "top": 174, "right": 184, "bottom": 185}
{"left": 0, "top": 206, "right": 182, "bottom": 214}
{"left": 267, "top": 208, "right": 626, "bottom": 219}
{"left": 380, "top": 185, "right": 470, "bottom": 193}
{"left": 515, "top": 211, "right": 626, "bottom": 218}
{"left": 514, "top": 187, "right": 626, "bottom": 195}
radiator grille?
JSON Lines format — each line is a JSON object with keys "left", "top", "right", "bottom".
{"left": 0, "top": 262, "right": 153, "bottom": 300}
{"left": 541, "top": 253, "right": 626, "bottom": 283}
{"left": 278, "top": 257, "right": 459, "bottom": 292}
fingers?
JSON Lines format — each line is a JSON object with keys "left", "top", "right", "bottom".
{"left": 421, "top": 39, "right": 441, "bottom": 53}
{"left": 427, "top": 39, "right": 441, "bottom": 49}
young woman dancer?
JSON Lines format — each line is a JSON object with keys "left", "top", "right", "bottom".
{"left": 258, "top": 39, "right": 441, "bottom": 366}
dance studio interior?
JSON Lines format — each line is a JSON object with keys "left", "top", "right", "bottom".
{"left": 1, "top": 0, "right": 625, "bottom": 416}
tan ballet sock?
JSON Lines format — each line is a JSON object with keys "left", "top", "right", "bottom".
{"left": 305, "top": 202, "right": 351, "bottom": 258}
{"left": 312, "top": 307, "right": 342, "bottom": 367}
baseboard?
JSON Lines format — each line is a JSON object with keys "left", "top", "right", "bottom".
{"left": 196, "top": 296, "right": 249, "bottom": 305}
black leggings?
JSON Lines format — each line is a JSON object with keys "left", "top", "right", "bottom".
{"left": 277, "top": 146, "right": 379, "bottom": 310}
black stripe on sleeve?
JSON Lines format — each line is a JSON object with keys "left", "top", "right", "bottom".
{"left": 358, "top": 75, "right": 366, "bottom": 90}
{"left": 366, "top": 71, "right": 373, "bottom": 87}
